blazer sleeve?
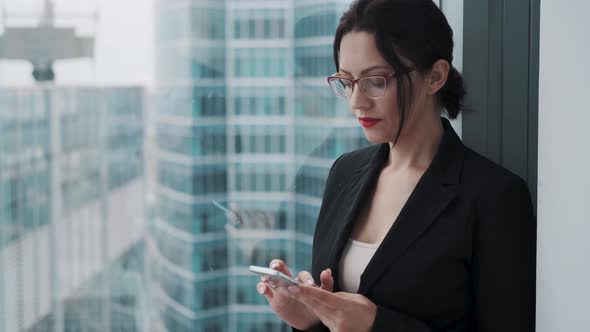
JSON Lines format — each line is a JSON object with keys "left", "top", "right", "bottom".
{"left": 292, "top": 153, "right": 347, "bottom": 332}
{"left": 293, "top": 306, "right": 437, "bottom": 332}
{"left": 472, "top": 175, "right": 536, "bottom": 331}
{"left": 370, "top": 306, "right": 437, "bottom": 331}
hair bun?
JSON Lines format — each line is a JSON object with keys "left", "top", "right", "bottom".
{"left": 439, "top": 66, "right": 465, "bottom": 119}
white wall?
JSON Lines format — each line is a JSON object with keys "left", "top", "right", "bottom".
{"left": 537, "top": 1, "right": 590, "bottom": 331}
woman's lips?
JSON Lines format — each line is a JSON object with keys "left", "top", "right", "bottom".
{"left": 358, "top": 117, "right": 382, "bottom": 128}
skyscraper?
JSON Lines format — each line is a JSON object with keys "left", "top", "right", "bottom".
{"left": 0, "top": 86, "right": 146, "bottom": 331}
{"left": 151, "top": 1, "right": 366, "bottom": 331}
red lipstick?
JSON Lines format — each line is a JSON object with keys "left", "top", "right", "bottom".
{"left": 358, "top": 117, "right": 382, "bottom": 128}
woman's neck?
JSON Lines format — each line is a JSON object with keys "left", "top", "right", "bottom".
{"left": 386, "top": 113, "right": 444, "bottom": 174}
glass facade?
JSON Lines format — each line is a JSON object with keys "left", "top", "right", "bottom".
{"left": 0, "top": 87, "right": 146, "bottom": 331}
{"left": 0, "top": 1, "right": 464, "bottom": 331}
{"left": 151, "top": 0, "right": 367, "bottom": 331}
{"left": 0, "top": 1, "right": 465, "bottom": 330}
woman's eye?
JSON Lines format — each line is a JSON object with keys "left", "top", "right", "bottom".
{"left": 367, "top": 80, "right": 385, "bottom": 88}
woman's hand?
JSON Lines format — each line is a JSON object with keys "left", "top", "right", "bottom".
{"left": 287, "top": 284, "right": 377, "bottom": 332}
{"left": 256, "top": 259, "right": 334, "bottom": 330}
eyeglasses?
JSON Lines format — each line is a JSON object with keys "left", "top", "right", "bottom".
{"left": 326, "top": 70, "right": 410, "bottom": 100}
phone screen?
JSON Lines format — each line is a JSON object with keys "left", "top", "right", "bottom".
{"left": 249, "top": 265, "right": 301, "bottom": 287}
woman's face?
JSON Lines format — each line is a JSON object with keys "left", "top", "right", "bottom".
{"left": 337, "top": 31, "right": 427, "bottom": 144}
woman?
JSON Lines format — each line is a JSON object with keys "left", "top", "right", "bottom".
{"left": 256, "top": 0, "right": 536, "bottom": 331}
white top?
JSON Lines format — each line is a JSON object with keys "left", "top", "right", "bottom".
{"left": 338, "top": 238, "right": 379, "bottom": 293}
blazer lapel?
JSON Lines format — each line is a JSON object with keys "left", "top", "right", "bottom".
{"left": 357, "top": 118, "right": 464, "bottom": 295}
{"left": 356, "top": 170, "right": 457, "bottom": 294}
{"left": 325, "top": 143, "right": 391, "bottom": 290}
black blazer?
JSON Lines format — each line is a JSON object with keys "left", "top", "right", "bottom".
{"left": 299, "top": 118, "right": 536, "bottom": 332}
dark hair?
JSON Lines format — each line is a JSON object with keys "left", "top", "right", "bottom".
{"left": 333, "top": 0, "right": 466, "bottom": 145}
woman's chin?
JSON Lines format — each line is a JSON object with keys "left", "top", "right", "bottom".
{"left": 363, "top": 132, "right": 390, "bottom": 145}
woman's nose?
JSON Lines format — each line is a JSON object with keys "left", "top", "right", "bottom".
{"left": 348, "top": 85, "right": 371, "bottom": 110}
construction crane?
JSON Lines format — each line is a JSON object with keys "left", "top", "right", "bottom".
{"left": 0, "top": 0, "right": 95, "bottom": 82}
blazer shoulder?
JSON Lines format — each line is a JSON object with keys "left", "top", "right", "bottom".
{"left": 461, "top": 146, "right": 531, "bottom": 198}
{"left": 331, "top": 144, "right": 381, "bottom": 174}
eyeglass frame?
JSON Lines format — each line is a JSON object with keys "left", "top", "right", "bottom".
{"left": 326, "top": 67, "right": 414, "bottom": 100}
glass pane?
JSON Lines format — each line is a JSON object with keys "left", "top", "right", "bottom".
{"left": 0, "top": 0, "right": 392, "bottom": 331}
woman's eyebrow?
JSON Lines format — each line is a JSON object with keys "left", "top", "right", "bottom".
{"left": 339, "top": 65, "right": 392, "bottom": 75}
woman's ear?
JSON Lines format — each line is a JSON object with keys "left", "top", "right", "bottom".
{"left": 427, "top": 59, "right": 450, "bottom": 95}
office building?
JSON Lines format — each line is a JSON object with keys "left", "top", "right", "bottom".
{"left": 150, "top": 1, "right": 366, "bottom": 331}
{"left": 0, "top": 86, "right": 146, "bottom": 331}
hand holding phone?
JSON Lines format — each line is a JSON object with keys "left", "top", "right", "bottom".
{"left": 254, "top": 262, "right": 321, "bottom": 330}
{"left": 249, "top": 265, "right": 302, "bottom": 287}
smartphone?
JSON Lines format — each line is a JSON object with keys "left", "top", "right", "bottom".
{"left": 249, "top": 265, "right": 301, "bottom": 287}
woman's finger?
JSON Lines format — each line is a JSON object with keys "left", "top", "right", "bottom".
{"left": 269, "top": 259, "right": 292, "bottom": 276}
{"left": 257, "top": 282, "right": 274, "bottom": 302}
{"left": 297, "top": 271, "right": 317, "bottom": 286}
{"left": 320, "top": 268, "right": 334, "bottom": 292}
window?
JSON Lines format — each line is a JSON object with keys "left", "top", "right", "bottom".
{"left": 234, "top": 48, "right": 289, "bottom": 77}
{"left": 235, "top": 163, "right": 287, "bottom": 192}
{"left": 234, "top": 9, "right": 286, "bottom": 39}
{"left": 295, "top": 45, "right": 334, "bottom": 77}
{"left": 0, "top": 0, "right": 423, "bottom": 331}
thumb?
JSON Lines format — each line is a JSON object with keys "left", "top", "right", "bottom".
{"left": 320, "top": 268, "right": 334, "bottom": 292}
